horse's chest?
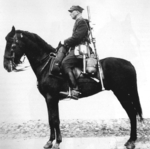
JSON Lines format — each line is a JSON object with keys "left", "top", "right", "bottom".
{"left": 37, "top": 77, "right": 61, "bottom": 95}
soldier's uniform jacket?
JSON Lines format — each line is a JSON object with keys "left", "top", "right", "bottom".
{"left": 64, "top": 18, "right": 90, "bottom": 50}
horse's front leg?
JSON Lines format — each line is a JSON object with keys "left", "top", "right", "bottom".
{"left": 44, "top": 94, "right": 62, "bottom": 149}
{"left": 44, "top": 120, "right": 55, "bottom": 149}
{"left": 44, "top": 95, "right": 55, "bottom": 149}
{"left": 50, "top": 98, "right": 62, "bottom": 149}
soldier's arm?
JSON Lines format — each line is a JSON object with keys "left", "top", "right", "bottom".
{"left": 64, "top": 20, "right": 88, "bottom": 47}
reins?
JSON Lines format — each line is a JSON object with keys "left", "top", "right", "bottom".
{"left": 40, "top": 54, "right": 52, "bottom": 73}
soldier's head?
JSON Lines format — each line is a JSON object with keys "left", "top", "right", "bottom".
{"left": 68, "top": 5, "right": 84, "bottom": 20}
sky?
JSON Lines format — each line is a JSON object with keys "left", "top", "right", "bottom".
{"left": 0, "top": 0, "right": 150, "bottom": 123}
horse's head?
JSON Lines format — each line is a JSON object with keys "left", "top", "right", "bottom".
{"left": 4, "top": 26, "right": 57, "bottom": 73}
{"left": 4, "top": 26, "right": 26, "bottom": 72}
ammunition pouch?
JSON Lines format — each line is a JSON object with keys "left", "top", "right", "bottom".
{"left": 74, "top": 44, "right": 90, "bottom": 57}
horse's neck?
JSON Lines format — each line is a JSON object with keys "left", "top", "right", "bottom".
{"left": 22, "top": 36, "right": 52, "bottom": 77}
{"left": 26, "top": 48, "right": 50, "bottom": 76}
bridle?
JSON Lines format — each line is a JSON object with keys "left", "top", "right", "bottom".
{"left": 5, "top": 32, "right": 56, "bottom": 72}
{"left": 4, "top": 34, "right": 28, "bottom": 72}
{"left": 4, "top": 37, "right": 15, "bottom": 60}
{"left": 4, "top": 37, "right": 17, "bottom": 71}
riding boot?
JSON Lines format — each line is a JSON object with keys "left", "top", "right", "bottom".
{"left": 59, "top": 71, "right": 81, "bottom": 100}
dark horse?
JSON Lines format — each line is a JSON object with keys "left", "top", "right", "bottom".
{"left": 4, "top": 26, "right": 143, "bottom": 149}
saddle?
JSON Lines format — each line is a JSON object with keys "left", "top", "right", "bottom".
{"left": 48, "top": 44, "right": 102, "bottom": 83}
{"left": 49, "top": 55, "right": 100, "bottom": 83}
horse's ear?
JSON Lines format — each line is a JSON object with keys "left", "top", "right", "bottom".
{"left": 12, "top": 26, "right": 15, "bottom": 32}
{"left": 6, "top": 26, "right": 16, "bottom": 38}
{"left": 10, "top": 26, "right": 16, "bottom": 35}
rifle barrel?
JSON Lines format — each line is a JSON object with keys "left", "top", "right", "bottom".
{"left": 87, "top": 6, "right": 91, "bottom": 21}
{"left": 86, "top": 6, "right": 105, "bottom": 90}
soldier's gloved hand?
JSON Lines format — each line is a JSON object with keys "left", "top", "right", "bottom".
{"left": 61, "top": 40, "right": 69, "bottom": 51}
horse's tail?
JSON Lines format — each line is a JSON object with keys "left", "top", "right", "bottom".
{"left": 133, "top": 88, "right": 143, "bottom": 121}
{"left": 131, "top": 76, "right": 143, "bottom": 122}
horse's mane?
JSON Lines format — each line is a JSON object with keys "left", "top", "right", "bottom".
{"left": 16, "top": 30, "right": 56, "bottom": 53}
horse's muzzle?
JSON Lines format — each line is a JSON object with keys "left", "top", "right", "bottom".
{"left": 5, "top": 61, "right": 13, "bottom": 72}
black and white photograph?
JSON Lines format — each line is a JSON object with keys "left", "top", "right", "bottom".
{"left": 0, "top": 0, "right": 150, "bottom": 149}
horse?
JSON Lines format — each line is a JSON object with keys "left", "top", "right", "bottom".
{"left": 3, "top": 26, "right": 143, "bottom": 149}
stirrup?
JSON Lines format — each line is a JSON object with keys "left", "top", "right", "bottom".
{"left": 70, "top": 88, "right": 81, "bottom": 100}
{"left": 59, "top": 88, "right": 81, "bottom": 100}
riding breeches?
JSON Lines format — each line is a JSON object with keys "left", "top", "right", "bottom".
{"left": 61, "top": 50, "right": 82, "bottom": 89}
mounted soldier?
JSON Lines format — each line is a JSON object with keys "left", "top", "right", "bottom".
{"left": 4, "top": 23, "right": 143, "bottom": 149}
{"left": 52, "top": 5, "right": 93, "bottom": 99}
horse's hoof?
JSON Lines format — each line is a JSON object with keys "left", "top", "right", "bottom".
{"left": 44, "top": 141, "right": 53, "bottom": 149}
{"left": 52, "top": 143, "right": 60, "bottom": 149}
{"left": 125, "top": 140, "right": 135, "bottom": 149}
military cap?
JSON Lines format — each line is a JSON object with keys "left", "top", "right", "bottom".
{"left": 68, "top": 5, "right": 84, "bottom": 13}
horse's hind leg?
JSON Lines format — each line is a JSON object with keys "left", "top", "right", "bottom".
{"left": 115, "top": 92, "right": 137, "bottom": 149}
